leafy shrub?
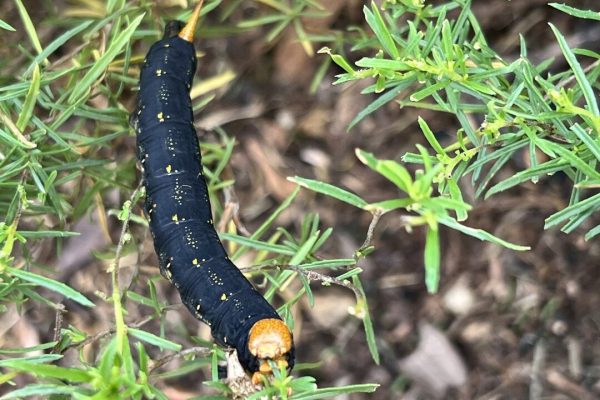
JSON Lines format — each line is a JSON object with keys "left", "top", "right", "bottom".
{"left": 0, "top": 0, "right": 598, "bottom": 398}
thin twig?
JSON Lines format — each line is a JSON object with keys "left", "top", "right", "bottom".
{"left": 529, "top": 338, "right": 546, "bottom": 400}
{"left": 72, "top": 315, "right": 154, "bottom": 350}
{"left": 149, "top": 346, "right": 212, "bottom": 374}
{"left": 52, "top": 304, "right": 65, "bottom": 343}
{"left": 218, "top": 186, "right": 250, "bottom": 236}
{"left": 556, "top": 59, "right": 600, "bottom": 90}
{"left": 113, "top": 180, "right": 144, "bottom": 275}
{"left": 243, "top": 263, "right": 363, "bottom": 301}
{"left": 358, "top": 210, "right": 383, "bottom": 256}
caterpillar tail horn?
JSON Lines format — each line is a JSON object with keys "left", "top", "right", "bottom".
{"left": 178, "top": 0, "right": 204, "bottom": 42}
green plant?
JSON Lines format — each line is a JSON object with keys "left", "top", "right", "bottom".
{"left": 297, "top": 0, "right": 600, "bottom": 293}
{"left": 0, "top": 0, "right": 378, "bottom": 398}
{"left": 2, "top": 0, "right": 599, "bottom": 398}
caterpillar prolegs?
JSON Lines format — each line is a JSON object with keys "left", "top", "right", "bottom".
{"left": 130, "top": 2, "right": 294, "bottom": 383}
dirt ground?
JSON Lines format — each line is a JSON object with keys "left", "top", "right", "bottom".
{"left": 2, "top": 1, "right": 600, "bottom": 399}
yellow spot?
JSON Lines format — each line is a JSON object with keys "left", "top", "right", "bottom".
{"left": 172, "top": 214, "right": 178, "bottom": 222}
{"left": 192, "top": 258, "right": 198, "bottom": 265}
{"left": 220, "top": 293, "right": 227, "bottom": 301}
{"left": 156, "top": 69, "right": 163, "bottom": 76}
{"left": 157, "top": 112, "right": 164, "bottom": 122}
{"left": 166, "top": 165, "right": 172, "bottom": 173}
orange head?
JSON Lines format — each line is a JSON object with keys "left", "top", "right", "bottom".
{"left": 247, "top": 318, "right": 293, "bottom": 385}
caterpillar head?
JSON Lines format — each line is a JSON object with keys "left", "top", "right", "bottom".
{"left": 247, "top": 318, "right": 294, "bottom": 385}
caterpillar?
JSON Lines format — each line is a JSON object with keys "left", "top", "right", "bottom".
{"left": 129, "top": 1, "right": 294, "bottom": 384}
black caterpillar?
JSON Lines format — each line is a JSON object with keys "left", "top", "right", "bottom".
{"left": 130, "top": 3, "right": 294, "bottom": 383}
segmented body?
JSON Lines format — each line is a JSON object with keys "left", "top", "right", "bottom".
{"left": 131, "top": 26, "right": 293, "bottom": 374}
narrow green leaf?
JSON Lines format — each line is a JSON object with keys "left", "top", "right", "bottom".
{"left": 14, "top": 0, "right": 44, "bottom": 56}
{"left": 348, "top": 78, "right": 413, "bottom": 130}
{"left": 540, "top": 139, "right": 600, "bottom": 179}
{"left": 424, "top": 226, "right": 440, "bottom": 293}
{"left": 545, "top": 192, "right": 600, "bottom": 229}
{"left": 486, "top": 159, "right": 569, "bottom": 198}
{"left": 0, "top": 384, "right": 78, "bottom": 400}
{"left": 0, "top": 355, "right": 62, "bottom": 367}
{"left": 298, "top": 272, "right": 314, "bottom": 308}
{"left": 447, "top": 178, "right": 468, "bottom": 221}
{"left": 237, "top": 14, "right": 288, "bottom": 28}
{"left": 128, "top": 328, "right": 182, "bottom": 351}
{"left": 355, "top": 57, "right": 407, "bottom": 70}
{"left": 0, "top": 342, "right": 58, "bottom": 354}
{"left": 16, "top": 63, "right": 41, "bottom": 131}
{"left": 220, "top": 233, "right": 295, "bottom": 256}
{"left": 365, "top": 198, "right": 413, "bottom": 213}
{"left": 24, "top": 20, "right": 94, "bottom": 76}
{"left": 0, "top": 19, "right": 15, "bottom": 31}
{"left": 288, "top": 176, "right": 368, "bottom": 209}
{"left": 7, "top": 268, "right": 95, "bottom": 307}
{"left": 290, "top": 384, "right": 379, "bottom": 400}
{"left": 126, "top": 291, "right": 155, "bottom": 307}
{"left": 68, "top": 13, "right": 144, "bottom": 104}
{"left": 549, "top": 23, "right": 599, "bottom": 116}
{"left": 418, "top": 116, "right": 445, "bottom": 155}
{"left": 136, "top": 341, "right": 149, "bottom": 376}
{"left": 319, "top": 48, "right": 355, "bottom": 73}
{"left": 410, "top": 80, "right": 448, "bottom": 102}
{"left": 440, "top": 20, "right": 454, "bottom": 60}
{"left": 421, "top": 197, "right": 472, "bottom": 213}
{"left": 0, "top": 110, "right": 36, "bottom": 149}
{"left": 550, "top": 3, "right": 600, "bottom": 21}
{"left": 251, "top": 186, "right": 299, "bottom": 241}
{"left": 571, "top": 123, "right": 600, "bottom": 161}
{"left": 585, "top": 224, "right": 600, "bottom": 241}
{"left": 438, "top": 215, "right": 530, "bottom": 251}
{"left": 364, "top": 2, "right": 399, "bottom": 59}
{"left": 289, "top": 231, "right": 320, "bottom": 265}
{"left": 2, "top": 361, "right": 92, "bottom": 382}
{"left": 296, "top": 259, "right": 356, "bottom": 270}
{"left": 17, "top": 230, "right": 79, "bottom": 239}
{"left": 336, "top": 268, "right": 364, "bottom": 281}
{"left": 356, "top": 149, "right": 412, "bottom": 193}
{"left": 352, "top": 276, "right": 379, "bottom": 365}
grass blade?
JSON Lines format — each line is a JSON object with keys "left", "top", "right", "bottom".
{"left": 288, "top": 176, "right": 368, "bottom": 209}
{"left": 7, "top": 267, "right": 95, "bottom": 307}
{"left": 16, "top": 64, "right": 41, "bottom": 131}
{"left": 424, "top": 225, "right": 440, "bottom": 293}
{"left": 438, "top": 215, "right": 530, "bottom": 251}
{"left": 67, "top": 13, "right": 144, "bottom": 104}
{"left": 128, "top": 328, "right": 182, "bottom": 351}
{"left": 549, "top": 23, "right": 599, "bottom": 116}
